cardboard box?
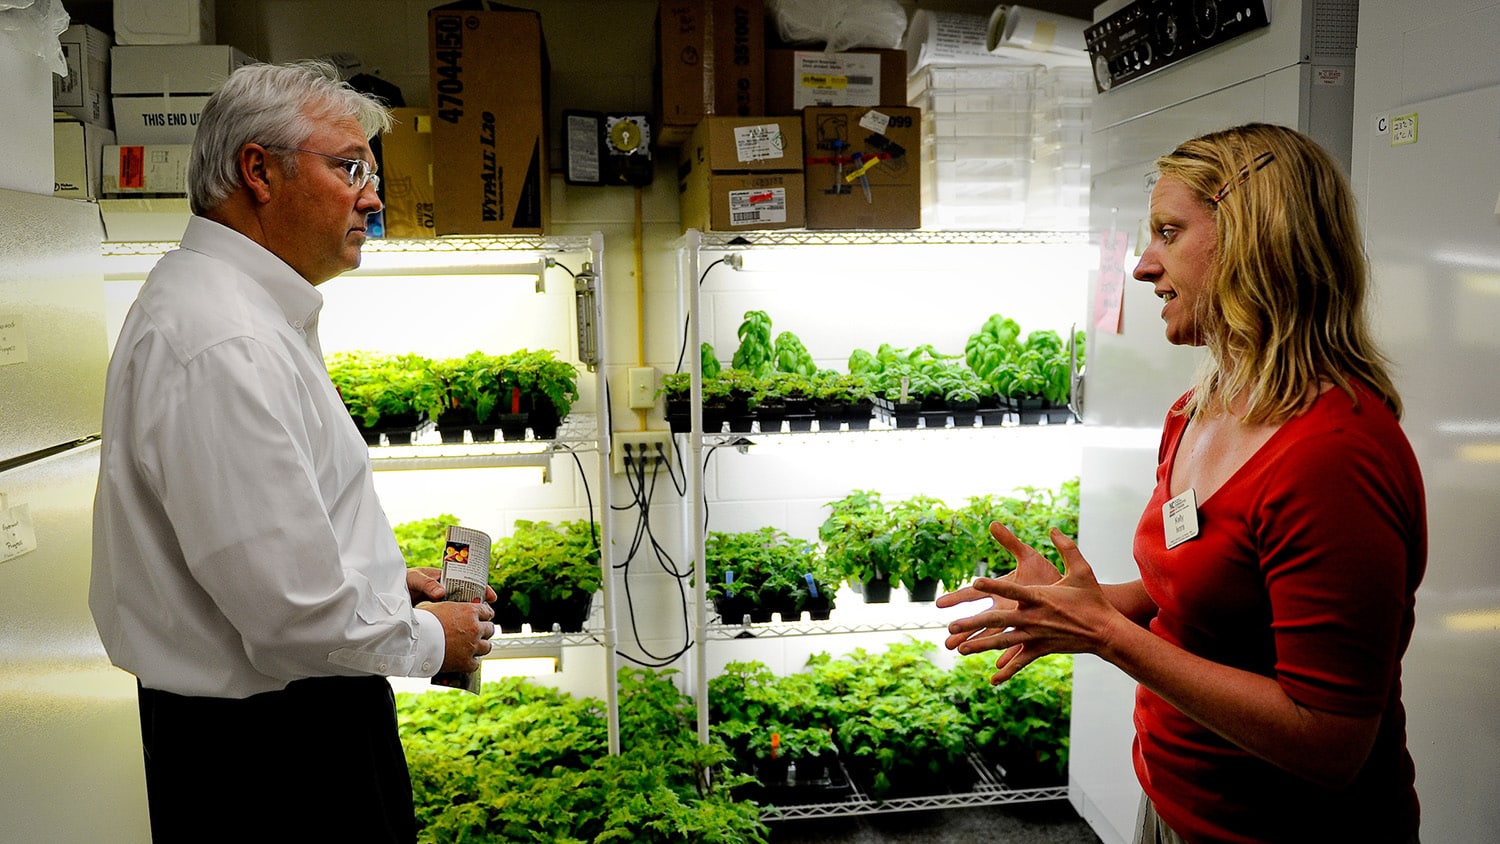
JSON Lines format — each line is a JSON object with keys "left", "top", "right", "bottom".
{"left": 54, "top": 119, "right": 116, "bottom": 200}
{"left": 114, "top": 0, "right": 216, "bottom": 46}
{"left": 680, "top": 171, "right": 805, "bottom": 232}
{"left": 687, "top": 115, "right": 803, "bottom": 172}
{"left": 379, "top": 108, "right": 436, "bottom": 239}
{"left": 111, "top": 44, "right": 253, "bottom": 144}
{"left": 54, "top": 25, "right": 113, "bottom": 127}
{"left": 427, "top": 2, "right": 549, "bottom": 235}
{"left": 802, "top": 106, "right": 920, "bottom": 230}
{"left": 766, "top": 49, "right": 907, "bottom": 115}
{"left": 111, "top": 45, "right": 253, "bottom": 94}
{"left": 654, "top": 0, "right": 766, "bottom": 148}
{"left": 678, "top": 116, "right": 804, "bottom": 232}
{"left": 111, "top": 94, "right": 212, "bottom": 145}
{"left": 102, "top": 144, "right": 191, "bottom": 196}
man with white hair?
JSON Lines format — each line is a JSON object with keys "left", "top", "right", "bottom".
{"left": 90, "top": 61, "right": 495, "bottom": 842}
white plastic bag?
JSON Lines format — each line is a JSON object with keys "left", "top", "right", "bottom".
{"left": 0, "top": 0, "right": 69, "bottom": 76}
{"left": 767, "top": 0, "right": 908, "bottom": 51}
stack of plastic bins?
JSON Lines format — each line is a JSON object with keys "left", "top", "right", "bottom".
{"left": 1025, "top": 65, "right": 1095, "bottom": 230}
{"left": 907, "top": 64, "right": 1040, "bottom": 230}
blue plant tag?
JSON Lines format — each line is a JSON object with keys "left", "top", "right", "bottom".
{"left": 725, "top": 570, "right": 735, "bottom": 597}
{"left": 804, "top": 573, "right": 818, "bottom": 598}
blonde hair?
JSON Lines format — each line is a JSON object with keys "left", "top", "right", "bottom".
{"left": 1156, "top": 123, "right": 1401, "bottom": 422}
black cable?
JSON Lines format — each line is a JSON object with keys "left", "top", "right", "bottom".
{"left": 674, "top": 257, "right": 727, "bottom": 374}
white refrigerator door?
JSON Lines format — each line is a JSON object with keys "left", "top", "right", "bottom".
{"left": 0, "top": 443, "right": 151, "bottom": 842}
{"left": 1076, "top": 56, "right": 1346, "bottom": 844}
{"left": 1358, "top": 81, "right": 1500, "bottom": 844}
{"left": 0, "top": 188, "right": 107, "bottom": 460}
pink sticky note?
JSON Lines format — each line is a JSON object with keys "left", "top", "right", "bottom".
{"left": 1092, "top": 229, "right": 1129, "bottom": 333}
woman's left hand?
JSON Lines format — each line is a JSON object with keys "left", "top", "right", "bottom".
{"left": 940, "top": 527, "right": 1124, "bottom": 684}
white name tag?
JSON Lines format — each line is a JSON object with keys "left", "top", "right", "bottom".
{"left": 1163, "top": 488, "right": 1200, "bottom": 549}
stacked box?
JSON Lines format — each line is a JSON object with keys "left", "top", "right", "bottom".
{"left": 54, "top": 25, "right": 113, "bottom": 128}
{"left": 1025, "top": 66, "right": 1093, "bottom": 230}
{"left": 427, "top": 2, "right": 550, "bottom": 235}
{"left": 379, "top": 108, "right": 436, "bottom": 239}
{"left": 54, "top": 119, "right": 116, "bottom": 200}
{"left": 110, "top": 44, "right": 254, "bottom": 145}
{"left": 802, "top": 106, "right": 920, "bottom": 230}
{"left": 907, "top": 64, "right": 1038, "bottom": 230}
{"left": 655, "top": 0, "right": 766, "bottom": 148}
{"left": 678, "top": 116, "right": 804, "bottom": 232}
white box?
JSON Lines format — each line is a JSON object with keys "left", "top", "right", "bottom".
{"left": 111, "top": 45, "right": 253, "bottom": 94}
{"left": 114, "top": 0, "right": 216, "bottom": 46}
{"left": 99, "top": 197, "right": 191, "bottom": 241}
{"left": 54, "top": 120, "right": 117, "bottom": 200}
{"left": 54, "top": 24, "right": 113, "bottom": 127}
{"left": 102, "top": 144, "right": 191, "bottom": 196}
{"left": 0, "top": 40, "right": 53, "bottom": 195}
{"left": 111, "top": 95, "right": 212, "bottom": 145}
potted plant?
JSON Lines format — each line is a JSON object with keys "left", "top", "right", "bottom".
{"left": 505, "top": 347, "right": 580, "bottom": 439}
{"left": 809, "top": 370, "right": 874, "bottom": 431}
{"left": 951, "top": 653, "right": 1073, "bottom": 787}
{"left": 430, "top": 351, "right": 508, "bottom": 443}
{"left": 489, "top": 519, "right": 602, "bottom": 633}
{"left": 887, "top": 494, "right": 968, "bottom": 601}
{"left": 325, "top": 350, "right": 445, "bottom": 445}
{"left": 819, "top": 490, "right": 895, "bottom": 602}
{"left": 704, "top": 527, "right": 817, "bottom": 624}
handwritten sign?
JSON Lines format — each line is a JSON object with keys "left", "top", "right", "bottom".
{"left": 1, "top": 502, "right": 37, "bottom": 564}
{"left": 1093, "top": 229, "right": 1129, "bottom": 333}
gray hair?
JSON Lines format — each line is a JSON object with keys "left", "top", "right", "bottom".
{"left": 188, "top": 60, "right": 393, "bottom": 215}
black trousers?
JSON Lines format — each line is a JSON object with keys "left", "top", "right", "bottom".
{"left": 137, "top": 675, "right": 417, "bottom": 844}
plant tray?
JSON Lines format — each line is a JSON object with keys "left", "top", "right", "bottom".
{"left": 747, "top": 757, "right": 856, "bottom": 807}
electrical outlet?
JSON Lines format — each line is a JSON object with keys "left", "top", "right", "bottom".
{"left": 627, "top": 366, "right": 657, "bottom": 409}
{"left": 612, "top": 431, "right": 673, "bottom": 475}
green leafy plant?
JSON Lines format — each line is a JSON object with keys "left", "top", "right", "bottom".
{"left": 325, "top": 350, "right": 445, "bottom": 427}
{"left": 731, "top": 310, "right": 774, "bottom": 377}
{"left": 771, "top": 330, "right": 816, "bottom": 377}
{"left": 887, "top": 495, "right": 975, "bottom": 593}
{"left": 391, "top": 514, "right": 460, "bottom": 568}
{"left": 704, "top": 527, "right": 829, "bottom": 622}
{"left": 951, "top": 653, "right": 1073, "bottom": 784}
{"left": 818, "top": 490, "right": 896, "bottom": 590}
{"left": 489, "top": 519, "right": 602, "bottom": 628}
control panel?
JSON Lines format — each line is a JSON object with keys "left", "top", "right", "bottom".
{"left": 1084, "top": 0, "right": 1272, "bottom": 93}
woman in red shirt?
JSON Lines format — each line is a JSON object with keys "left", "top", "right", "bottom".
{"left": 938, "top": 123, "right": 1425, "bottom": 844}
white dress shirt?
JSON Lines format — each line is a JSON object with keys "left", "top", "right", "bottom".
{"left": 90, "top": 216, "right": 445, "bottom": 698}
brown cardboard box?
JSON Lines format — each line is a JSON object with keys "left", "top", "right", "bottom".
{"left": 379, "top": 108, "right": 435, "bottom": 239}
{"left": 680, "top": 170, "right": 805, "bottom": 232}
{"left": 679, "top": 116, "right": 804, "bottom": 232}
{"left": 688, "top": 115, "right": 803, "bottom": 172}
{"left": 766, "top": 48, "right": 907, "bottom": 115}
{"left": 654, "top": 0, "right": 765, "bottom": 148}
{"left": 54, "top": 24, "right": 113, "bottom": 128}
{"left": 427, "top": 2, "right": 549, "bottom": 235}
{"left": 802, "top": 106, "right": 920, "bottom": 230}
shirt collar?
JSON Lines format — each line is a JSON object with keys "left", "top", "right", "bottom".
{"left": 177, "top": 215, "right": 325, "bottom": 332}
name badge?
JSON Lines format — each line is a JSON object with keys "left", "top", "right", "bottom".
{"left": 1163, "top": 488, "right": 1200, "bottom": 549}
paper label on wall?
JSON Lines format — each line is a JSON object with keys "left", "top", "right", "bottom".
{"left": 1, "top": 503, "right": 38, "bottom": 564}
{"left": 728, "top": 187, "right": 788, "bottom": 226}
{"left": 733, "top": 124, "right": 788, "bottom": 163}
{"left": 1391, "top": 113, "right": 1418, "bottom": 146}
{"left": 1092, "top": 229, "right": 1129, "bottom": 334}
{"left": 793, "top": 52, "right": 882, "bottom": 109}
{"left": 0, "top": 315, "right": 27, "bottom": 366}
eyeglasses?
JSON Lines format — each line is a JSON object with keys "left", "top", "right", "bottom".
{"left": 262, "top": 144, "right": 380, "bottom": 193}
{"left": 1209, "top": 151, "right": 1275, "bottom": 205}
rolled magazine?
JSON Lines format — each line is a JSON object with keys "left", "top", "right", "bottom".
{"left": 431, "top": 524, "right": 492, "bottom": 693}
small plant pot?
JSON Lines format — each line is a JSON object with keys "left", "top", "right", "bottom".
{"left": 713, "top": 594, "right": 755, "bottom": 626}
{"left": 1016, "top": 396, "right": 1046, "bottom": 425}
{"left": 845, "top": 398, "right": 875, "bottom": 430}
{"left": 528, "top": 403, "right": 562, "bottom": 439}
{"left": 906, "top": 578, "right": 941, "bottom": 603}
{"left": 495, "top": 412, "right": 530, "bottom": 442}
{"left": 859, "top": 574, "right": 893, "bottom": 603}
